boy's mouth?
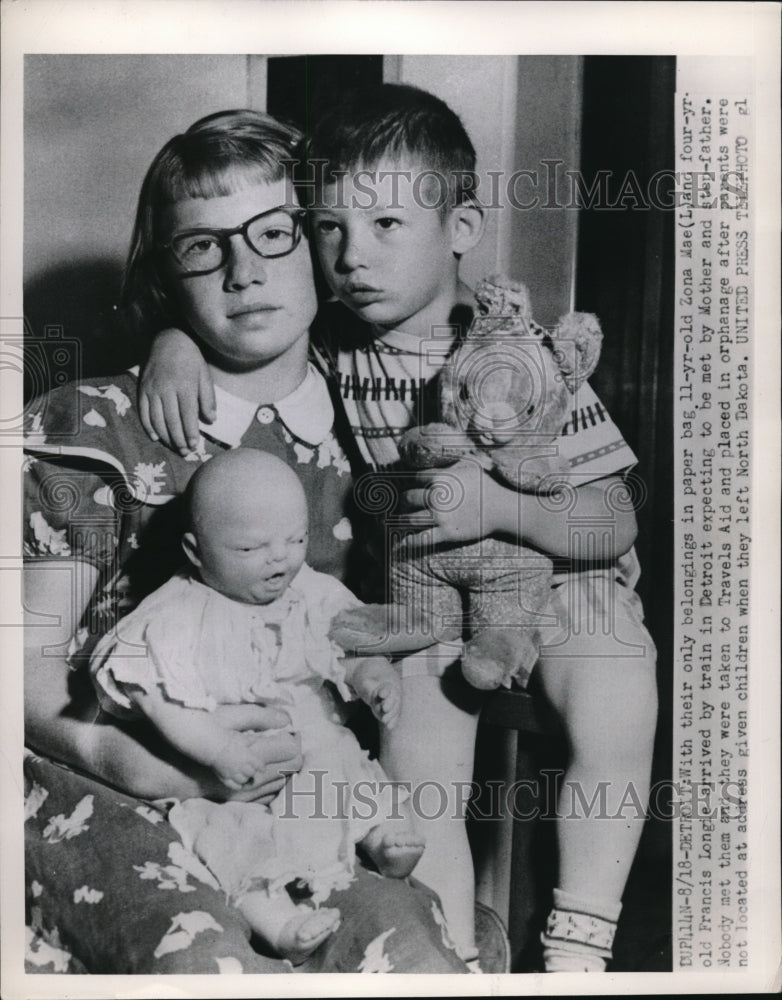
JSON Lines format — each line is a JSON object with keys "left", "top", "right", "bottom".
{"left": 344, "top": 283, "right": 383, "bottom": 303}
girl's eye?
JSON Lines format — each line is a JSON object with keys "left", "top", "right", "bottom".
{"left": 177, "top": 235, "right": 220, "bottom": 260}
{"left": 314, "top": 219, "right": 340, "bottom": 235}
{"left": 376, "top": 217, "right": 400, "bottom": 230}
{"left": 257, "top": 226, "right": 291, "bottom": 244}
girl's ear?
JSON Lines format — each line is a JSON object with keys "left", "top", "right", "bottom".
{"left": 182, "top": 531, "right": 201, "bottom": 569}
{"left": 449, "top": 203, "right": 486, "bottom": 256}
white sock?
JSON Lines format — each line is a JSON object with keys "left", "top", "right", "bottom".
{"left": 541, "top": 888, "right": 621, "bottom": 972}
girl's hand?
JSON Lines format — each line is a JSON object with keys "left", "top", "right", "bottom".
{"left": 138, "top": 328, "right": 215, "bottom": 455}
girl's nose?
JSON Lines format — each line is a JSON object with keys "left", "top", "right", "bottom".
{"left": 224, "top": 236, "right": 267, "bottom": 289}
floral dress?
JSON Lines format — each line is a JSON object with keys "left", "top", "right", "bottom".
{"left": 23, "top": 367, "right": 466, "bottom": 974}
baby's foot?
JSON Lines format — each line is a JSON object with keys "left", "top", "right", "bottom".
{"left": 365, "top": 828, "right": 426, "bottom": 879}
{"left": 275, "top": 906, "right": 341, "bottom": 965}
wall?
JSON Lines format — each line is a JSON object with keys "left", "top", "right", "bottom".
{"left": 391, "top": 55, "right": 583, "bottom": 324}
{"left": 24, "top": 54, "right": 267, "bottom": 381}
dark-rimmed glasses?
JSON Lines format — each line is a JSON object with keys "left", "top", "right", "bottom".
{"left": 161, "top": 206, "right": 307, "bottom": 276}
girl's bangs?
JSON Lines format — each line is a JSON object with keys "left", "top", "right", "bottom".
{"left": 163, "top": 158, "right": 283, "bottom": 204}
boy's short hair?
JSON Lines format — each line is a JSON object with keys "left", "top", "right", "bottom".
{"left": 298, "top": 83, "right": 477, "bottom": 213}
{"left": 123, "top": 109, "right": 301, "bottom": 340}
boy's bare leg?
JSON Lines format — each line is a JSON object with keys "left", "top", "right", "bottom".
{"left": 238, "top": 892, "right": 341, "bottom": 966}
{"left": 380, "top": 661, "right": 485, "bottom": 961}
{"left": 359, "top": 803, "right": 426, "bottom": 878}
{"left": 534, "top": 620, "right": 657, "bottom": 969}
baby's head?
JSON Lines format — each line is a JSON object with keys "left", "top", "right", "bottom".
{"left": 182, "top": 449, "right": 309, "bottom": 605}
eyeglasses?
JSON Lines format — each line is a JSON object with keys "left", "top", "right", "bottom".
{"left": 161, "top": 206, "right": 307, "bottom": 276}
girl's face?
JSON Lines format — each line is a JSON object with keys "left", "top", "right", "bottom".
{"left": 162, "top": 177, "right": 317, "bottom": 371}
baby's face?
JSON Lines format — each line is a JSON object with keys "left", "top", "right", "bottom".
{"left": 195, "top": 491, "right": 309, "bottom": 605}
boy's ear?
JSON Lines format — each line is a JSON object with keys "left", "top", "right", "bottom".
{"left": 448, "top": 202, "right": 486, "bottom": 256}
{"left": 182, "top": 531, "right": 201, "bottom": 569}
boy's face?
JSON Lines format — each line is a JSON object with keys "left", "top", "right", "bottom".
{"left": 310, "top": 156, "right": 462, "bottom": 336}
{"left": 162, "top": 177, "right": 317, "bottom": 370}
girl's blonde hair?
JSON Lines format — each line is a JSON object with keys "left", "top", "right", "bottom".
{"left": 122, "top": 109, "right": 302, "bottom": 340}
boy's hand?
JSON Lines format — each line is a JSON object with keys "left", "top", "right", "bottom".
{"left": 138, "top": 327, "right": 215, "bottom": 455}
{"left": 399, "top": 459, "right": 508, "bottom": 548}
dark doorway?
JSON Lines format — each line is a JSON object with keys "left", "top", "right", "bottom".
{"left": 267, "top": 55, "right": 383, "bottom": 135}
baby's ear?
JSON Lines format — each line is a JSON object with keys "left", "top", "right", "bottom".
{"left": 448, "top": 202, "right": 485, "bottom": 255}
{"left": 181, "top": 531, "right": 202, "bottom": 569}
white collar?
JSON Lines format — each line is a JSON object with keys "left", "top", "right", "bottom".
{"left": 201, "top": 363, "right": 335, "bottom": 449}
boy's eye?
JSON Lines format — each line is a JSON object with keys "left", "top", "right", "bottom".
{"left": 375, "top": 217, "right": 400, "bottom": 231}
{"left": 313, "top": 219, "right": 340, "bottom": 235}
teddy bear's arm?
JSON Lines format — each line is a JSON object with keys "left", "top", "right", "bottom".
{"left": 329, "top": 551, "right": 464, "bottom": 655}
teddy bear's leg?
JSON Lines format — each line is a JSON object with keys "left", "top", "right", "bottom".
{"left": 461, "top": 564, "right": 553, "bottom": 690}
{"left": 329, "top": 553, "right": 462, "bottom": 656}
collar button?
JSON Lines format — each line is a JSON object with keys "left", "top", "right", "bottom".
{"left": 256, "top": 406, "right": 275, "bottom": 425}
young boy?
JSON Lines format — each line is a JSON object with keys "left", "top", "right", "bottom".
{"left": 141, "top": 84, "right": 657, "bottom": 971}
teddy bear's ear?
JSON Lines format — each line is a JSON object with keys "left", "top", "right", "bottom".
{"left": 550, "top": 312, "right": 603, "bottom": 392}
{"left": 469, "top": 274, "right": 533, "bottom": 338}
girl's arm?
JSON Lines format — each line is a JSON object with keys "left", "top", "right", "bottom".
{"left": 400, "top": 461, "right": 638, "bottom": 560}
{"left": 138, "top": 328, "right": 214, "bottom": 454}
{"left": 24, "top": 560, "right": 301, "bottom": 801}
{"left": 342, "top": 655, "right": 402, "bottom": 729}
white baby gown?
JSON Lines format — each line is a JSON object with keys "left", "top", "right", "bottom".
{"left": 90, "top": 564, "right": 396, "bottom": 903}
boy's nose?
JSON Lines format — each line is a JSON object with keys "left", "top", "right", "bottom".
{"left": 224, "top": 236, "right": 268, "bottom": 289}
{"left": 337, "top": 230, "right": 367, "bottom": 272}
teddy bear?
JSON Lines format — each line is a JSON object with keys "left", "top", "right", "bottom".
{"left": 331, "top": 275, "right": 603, "bottom": 691}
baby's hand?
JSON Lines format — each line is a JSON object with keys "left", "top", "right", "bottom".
{"left": 367, "top": 676, "right": 403, "bottom": 729}
{"left": 212, "top": 731, "right": 265, "bottom": 790}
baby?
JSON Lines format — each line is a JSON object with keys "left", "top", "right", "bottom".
{"left": 89, "top": 448, "right": 424, "bottom": 964}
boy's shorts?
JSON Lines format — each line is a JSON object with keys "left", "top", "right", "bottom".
{"left": 397, "top": 573, "right": 655, "bottom": 680}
